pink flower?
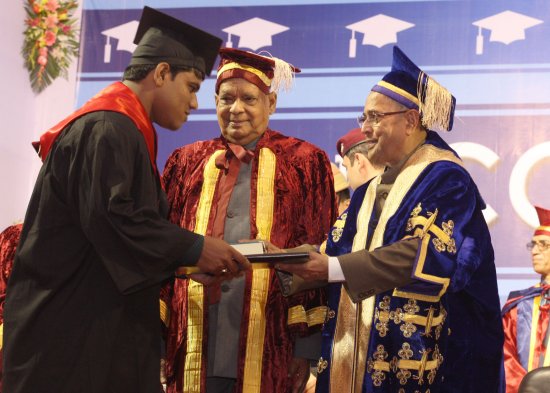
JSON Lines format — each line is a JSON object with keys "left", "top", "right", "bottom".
{"left": 39, "top": 47, "right": 48, "bottom": 57}
{"left": 45, "top": 14, "right": 58, "bottom": 29}
{"left": 44, "top": 30, "right": 56, "bottom": 46}
{"left": 45, "top": 0, "right": 60, "bottom": 12}
{"left": 60, "top": 24, "right": 71, "bottom": 34}
{"left": 38, "top": 55, "right": 48, "bottom": 66}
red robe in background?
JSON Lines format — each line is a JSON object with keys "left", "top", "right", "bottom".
{"left": 502, "top": 284, "right": 550, "bottom": 393}
{"left": 0, "top": 223, "right": 23, "bottom": 392}
{"left": 161, "top": 129, "right": 337, "bottom": 393}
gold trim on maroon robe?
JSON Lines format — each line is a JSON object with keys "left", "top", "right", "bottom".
{"left": 162, "top": 130, "right": 337, "bottom": 393}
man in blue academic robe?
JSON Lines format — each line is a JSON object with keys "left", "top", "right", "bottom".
{"left": 279, "top": 46, "right": 504, "bottom": 393}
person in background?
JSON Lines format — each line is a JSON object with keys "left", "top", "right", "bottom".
{"left": 161, "top": 48, "right": 337, "bottom": 393}
{"left": 338, "top": 127, "right": 384, "bottom": 192}
{"left": 3, "top": 7, "right": 249, "bottom": 393}
{"left": 502, "top": 205, "right": 550, "bottom": 393}
{"left": 305, "top": 130, "right": 383, "bottom": 393}
{"left": 0, "top": 223, "right": 22, "bottom": 392}
{"left": 278, "top": 46, "right": 504, "bottom": 393}
{"left": 331, "top": 163, "right": 351, "bottom": 216}
{"left": 322, "top": 128, "right": 384, "bottom": 254}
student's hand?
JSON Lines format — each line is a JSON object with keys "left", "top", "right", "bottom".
{"left": 196, "top": 236, "right": 251, "bottom": 278}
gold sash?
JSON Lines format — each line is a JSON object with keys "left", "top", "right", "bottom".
{"left": 242, "top": 148, "right": 276, "bottom": 392}
{"left": 184, "top": 147, "right": 276, "bottom": 392}
{"left": 184, "top": 150, "right": 223, "bottom": 392}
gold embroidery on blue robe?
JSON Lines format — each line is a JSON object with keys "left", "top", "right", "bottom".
{"left": 331, "top": 212, "right": 347, "bottom": 242}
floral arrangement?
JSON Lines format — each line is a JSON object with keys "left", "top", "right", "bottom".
{"left": 22, "top": 0, "right": 80, "bottom": 93}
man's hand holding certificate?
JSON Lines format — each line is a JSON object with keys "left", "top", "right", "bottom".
{"left": 275, "top": 251, "right": 329, "bottom": 281}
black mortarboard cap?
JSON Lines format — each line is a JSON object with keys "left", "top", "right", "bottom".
{"left": 130, "top": 6, "right": 222, "bottom": 75}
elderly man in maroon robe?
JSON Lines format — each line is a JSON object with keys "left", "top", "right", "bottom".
{"left": 161, "top": 48, "right": 337, "bottom": 393}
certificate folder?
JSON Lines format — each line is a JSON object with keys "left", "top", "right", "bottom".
{"left": 246, "top": 252, "right": 309, "bottom": 264}
{"left": 176, "top": 252, "right": 309, "bottom": 276}
{"left": 230, "top": 240, "right": 266, "bottom": 255}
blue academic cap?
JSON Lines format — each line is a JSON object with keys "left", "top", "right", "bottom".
{"left": 371, "top": 46, "right": 456, "bottom": 131}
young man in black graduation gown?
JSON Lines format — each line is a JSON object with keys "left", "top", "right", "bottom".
{"left": 2, "top": 7, "right": 249, "bottom": 393}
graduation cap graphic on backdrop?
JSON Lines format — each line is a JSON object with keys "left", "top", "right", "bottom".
{"left": 346, "top": 14, "right": 414, "bottom": 58}
{"left": 472, "top": 10, "right": 543, "bottom": 55}
{"left": 222, "top": 17, "right": 289, "bottom": 51}
{"left": 101, "top": 20, "right": 139, "bottom": 63}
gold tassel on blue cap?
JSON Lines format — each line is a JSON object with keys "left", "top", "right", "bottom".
{"left": 418, "top": 72, "right": 454, "bottom": 132}
{"left": 371, "top": 46, "right": 456, "bottom": 132}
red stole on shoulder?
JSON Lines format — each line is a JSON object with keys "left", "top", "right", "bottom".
{"left": 33, "top": 82, "right": 158, "bottom": 174}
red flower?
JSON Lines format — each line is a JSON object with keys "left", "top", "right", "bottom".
{"left": 26, "top": 17, "right": 41, "bottom": 27}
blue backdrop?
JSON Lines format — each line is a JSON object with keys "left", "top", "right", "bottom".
{"left": 78, "top": 0, "right": 550, "bottom": 305}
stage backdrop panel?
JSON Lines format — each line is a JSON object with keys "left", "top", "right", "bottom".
{"left": 78, "top": 0, "right": 550, "bottom": 305}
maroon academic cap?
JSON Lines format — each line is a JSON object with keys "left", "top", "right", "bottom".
{"left": 535, "top": 206, "right": 550, "bottom": 237}
{"left": 215, "top": 48, "right": 300, "bottom": 94}
{"left": 336, "top": 128, "right": 367, "bottom": 157}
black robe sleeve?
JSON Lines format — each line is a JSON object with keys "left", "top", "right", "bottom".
{"left": 68, "top": 112, "right": 203, "bottom": 293}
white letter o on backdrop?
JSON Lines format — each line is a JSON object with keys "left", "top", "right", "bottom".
{"left": 509, "top": 142, "right": 550, "bottom": 228}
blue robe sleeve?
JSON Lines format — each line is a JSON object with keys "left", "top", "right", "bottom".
{"left": 339, "top": 162, "right": 494, "bottom": 303}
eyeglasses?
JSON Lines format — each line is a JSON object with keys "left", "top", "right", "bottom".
{"left": 357, "top": 110, "right": 409, "bottom": 127}
{"left": 526, "top": 240, "right": 550, "bottom": 251}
